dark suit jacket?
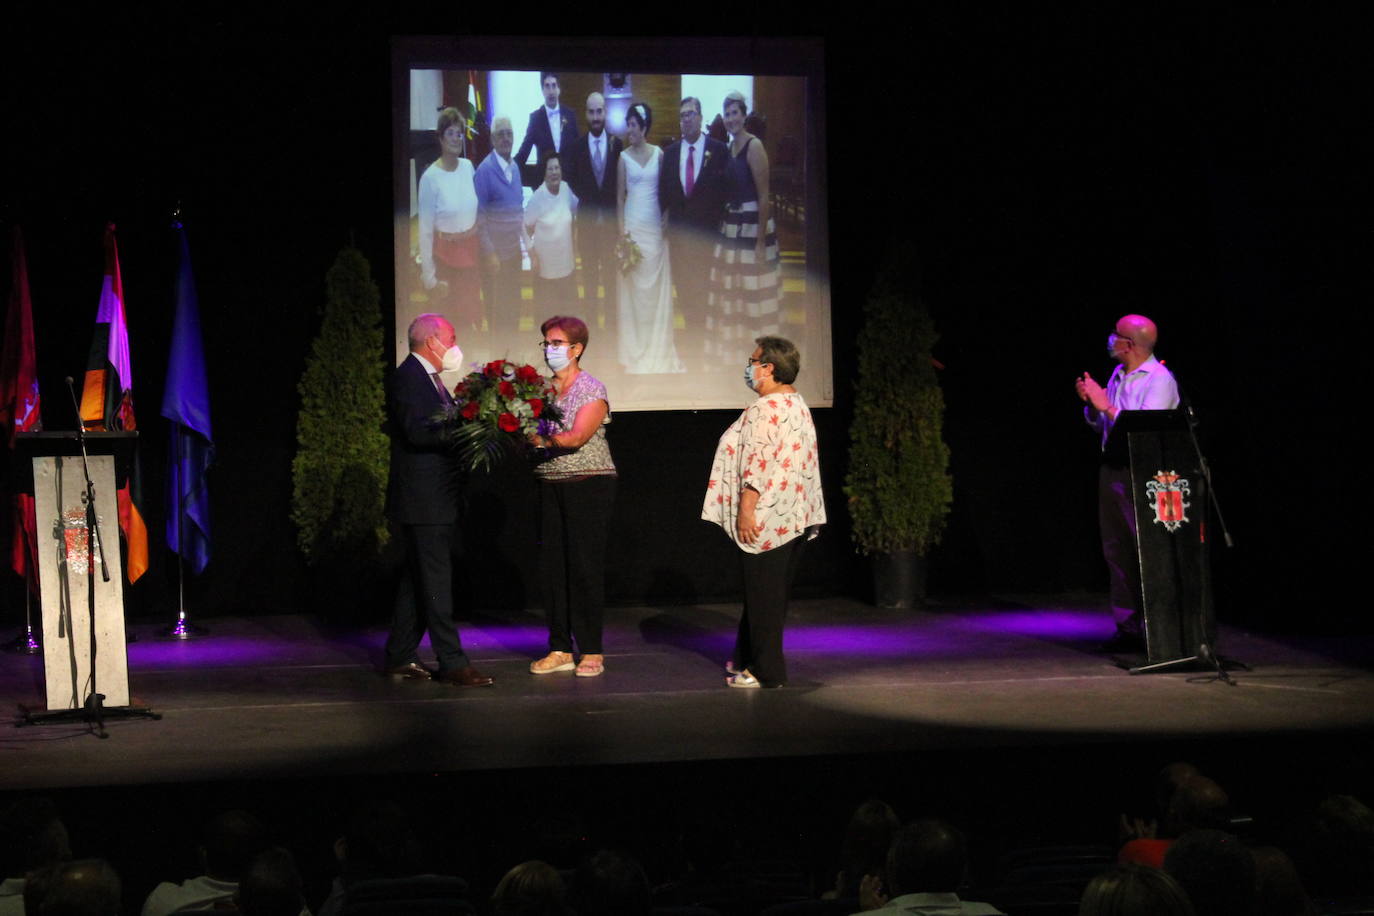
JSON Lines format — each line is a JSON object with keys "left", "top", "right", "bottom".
{"left": 386, "top": 354, "right": 461, "bottom": 525}
{"left": 514, "top": 106, "right": 581, "bottom": 189}
{"left": 565, "top": 130, "right": 623, "bottom": 219}
{"left": 659, "top": 135, "right": 730, "bottom": 234}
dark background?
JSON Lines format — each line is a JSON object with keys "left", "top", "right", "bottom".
{"left": 3, "top": 10, "right": 1361, "bottom": 632}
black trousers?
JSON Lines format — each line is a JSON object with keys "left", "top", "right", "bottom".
{"left": 1098, "top": 463, "right": 1143, "bottom": 635}
{"left": 539, "top": 476, "right": 616, "bottom": 654}
{"left": 734, "top": 536, "right": 806, "bottom": 687}
{"left": 385, "top": 523, "right": 471, "bottom": 672}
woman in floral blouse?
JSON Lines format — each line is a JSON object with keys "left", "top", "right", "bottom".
{"left": 702, "top": 336, "right": 826, "bottom": 688}
{"left": 528, "top": 316, "right": 618, "bottom": 677}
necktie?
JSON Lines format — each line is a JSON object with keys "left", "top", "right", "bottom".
{"left": 685, "top": 144, "right": 696, "bottom": 197}
{"left": 593, "top": 137, "right": 604, "bottom": 186}
{"left": 432, "top": 374, "right": 452, "bottom": 404}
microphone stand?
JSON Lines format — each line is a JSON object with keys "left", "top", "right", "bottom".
{"left": 17, "top": 379, "right": 159, "bottom": 736}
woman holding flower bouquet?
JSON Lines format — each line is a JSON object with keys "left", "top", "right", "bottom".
{"left": 528, "top": 315, "right": 618, "bottom": 677}
{"left": 615, "top": 102, "right": 684, "bottom": 375}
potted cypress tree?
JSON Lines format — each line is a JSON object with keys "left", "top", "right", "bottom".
{"left": 291, "top": 246, "right": 390, "bottom": 610}
{"left": 844, "top": 263, "right": 953, "bottom": 607}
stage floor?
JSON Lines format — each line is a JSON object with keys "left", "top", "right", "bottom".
{"left": 4, "top": 596, "right": 1373, "bottom": 792}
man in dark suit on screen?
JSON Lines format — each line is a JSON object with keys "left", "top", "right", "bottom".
{"left": 660, "top": 96, "right": 729, "bottom": 345}
{"left": 513, "top": 72, "right": 581, "bottom": 189}
{"left": 383, "top": 313, "right": 493, "bottom": 687}
{"left": 565, "top": 91, "right": 623, "bottom": 311}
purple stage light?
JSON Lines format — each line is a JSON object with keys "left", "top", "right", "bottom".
{"left": 957, "top": 609, "right": 1105, "bottom": 640}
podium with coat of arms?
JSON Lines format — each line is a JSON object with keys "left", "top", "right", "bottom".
{"left": 1104, "top": 409, "right": 1215, "bottom": 668}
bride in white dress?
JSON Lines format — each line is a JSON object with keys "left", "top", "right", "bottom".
{"left": 616, "top": 103, "right": 684, "bottom": 374}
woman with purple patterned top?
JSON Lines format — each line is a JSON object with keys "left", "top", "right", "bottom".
{"left": 528, "top": 315, "right": 617, "bottom": 678}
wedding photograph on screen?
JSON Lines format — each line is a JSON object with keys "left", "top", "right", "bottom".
{"left": 392, "top": 47, "right": 831, "bottom": 411}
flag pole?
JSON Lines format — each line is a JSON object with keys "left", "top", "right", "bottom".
{"left": 2, "top": 572, "right": 41, "bottom": 654}
{"left": 164, "top": 426, "right": 205, "bottom": 639}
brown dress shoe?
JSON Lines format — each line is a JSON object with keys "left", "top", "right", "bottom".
{"left": 437, "top": 666, "right": 494, "bottom": 687}
{"left": 385, "top": 662, "right": 434, "bottom": 681}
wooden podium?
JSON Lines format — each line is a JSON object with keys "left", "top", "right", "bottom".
{"left": 1104, "top": 410, "right": 1215, "bottom": 668}
{"left": 16, "top": 431, "right": 135, "bottom": 710}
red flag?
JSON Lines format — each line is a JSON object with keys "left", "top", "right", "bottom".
{"left": 1, "top": 227, "right": 42, "bottom": 582}
{"left": 79, "top": 225, "right": 148, "bottom": 583}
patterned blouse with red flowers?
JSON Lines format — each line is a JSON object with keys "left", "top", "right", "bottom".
{"left": 702, "top": 393, "right": 826, "bottom": 554}
{"left": 533, "top": 370, "right": 616, "bottom": 481}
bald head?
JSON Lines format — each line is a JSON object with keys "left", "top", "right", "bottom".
{"left": 1116, "top": 314, "right": 1159, "bottom": 353}
{"left": 586, "top": 92, "right": 607, "bottom": 135}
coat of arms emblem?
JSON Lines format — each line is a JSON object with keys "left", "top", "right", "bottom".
{"left": 1144, "top": 470, "right": 1190, "bottom": 533}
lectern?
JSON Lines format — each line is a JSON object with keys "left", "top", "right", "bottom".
{"left": 15, "top": 431, "right": 135, "bottom": 710}
{"left": 1104, "top": 409, "right": 1215, "bottom": 667}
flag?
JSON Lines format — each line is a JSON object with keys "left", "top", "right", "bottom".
{"left": 79, "top": 224, "right": 149, "bottom": 583}
{"left": 160, "top": 221, "right": 213, "bottom": 574}
{"left": 1, "top": 227, "right": 42, "bottom": 582}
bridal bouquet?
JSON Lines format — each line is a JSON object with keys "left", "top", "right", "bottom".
{"left": 615, "top": 232, "right": 643, "bottom": 275}
{"left": 436, "top": 360, "right": 564, "bottom": 472}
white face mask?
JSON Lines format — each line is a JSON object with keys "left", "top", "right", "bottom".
{"left": 439, "top": 341, "right": 464, "bottom": 374}
{"left": 544, "top": 345, "right": 572, "bottom": 371}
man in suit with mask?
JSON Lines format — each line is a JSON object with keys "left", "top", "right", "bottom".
{"left": 383, "top": 313, "right": 493, "bottom": 687}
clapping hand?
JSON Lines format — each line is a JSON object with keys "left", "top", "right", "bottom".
{"left": 1076, "top": 372, "right": 1109, "bottom": 412}
{"left": 857, "top": 874, "right": 888, "bottom": 911}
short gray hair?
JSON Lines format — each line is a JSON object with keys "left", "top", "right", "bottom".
{"left": 756, "top": 336, "right": 799, "bottom": 384}
{"left": 408, "top": 313, "right": 449, "bottom": 350}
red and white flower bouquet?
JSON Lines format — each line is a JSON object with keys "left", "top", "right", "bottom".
{"left": 436, "top": 359, "right": 563, "bottom": 472}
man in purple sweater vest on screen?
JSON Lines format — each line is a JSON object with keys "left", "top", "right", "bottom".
{"left": 475, "top": 116, "right": 526, "bottom": 335}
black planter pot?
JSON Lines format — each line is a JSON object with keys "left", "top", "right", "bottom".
{"left": 871, "top": 549, "right": 927, "bottom": 609}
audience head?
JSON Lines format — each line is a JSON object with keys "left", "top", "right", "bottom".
{"left": 1295, "top": 793, "right": 1374, "bottom": 896}
{"left": 1166, "top": 776, "right": 1232, "bottom": 836}
{"left": 886, "top": 819, "right": 966, "bottom": 896}
{"left": 492, "top": 860, "right": 567, "bottom": 916}
{"left": 573, "top": 848, "right": 651, "bottom": 916}
{"left": 837, "top": 799, "right": 900, "bottom": 898}
{"left": 340, "top": 800, "right": 426, "bottom": 881}
{"left": 201, "top": 809, "right": 269, "bottom": 881}
{"left": 1164, "top": 829, "right": 1257, "bottom": 916}
{"left": 1078, "top": 864, "right": 1196, "bottom": 916}
{"left": 1154, "top": 762, "right": 1204, "bottom": 820}
{"left": 23, "top": 859, "right": 121, "bottom": 916}
{"left": 1251, "top": 846, "right": 1313, "bottom": 916}
{"left": 237, "top": 847, "right": 305, "bottom": 916}
{"left": 0, "top": 796, "right": 71, "bottom": 879}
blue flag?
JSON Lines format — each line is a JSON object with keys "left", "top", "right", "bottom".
{"left": 161, "top": 221, "right": 214, "bottom": 573}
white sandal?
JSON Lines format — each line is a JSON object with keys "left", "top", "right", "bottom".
{"left": 726, "top": 669, "right": 760, "bottom": 688}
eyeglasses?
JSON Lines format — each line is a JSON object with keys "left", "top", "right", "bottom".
{"left": 679, "top": 111, "right": 701, "bottom": 120}
{"left": 746, "top": 357, "right": 766, "bottom": 366}
{"left": 1108, "top": 333, "right": 1134, "bottom": 347}
{"left": 539, "top": 339, "right": 571, "bottom": 349}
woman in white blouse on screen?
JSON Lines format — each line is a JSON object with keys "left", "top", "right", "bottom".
{"left": 418, "top": 106, "right": 482, "bottom": 334}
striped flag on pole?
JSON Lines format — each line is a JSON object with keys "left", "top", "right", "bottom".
{"left": 79, "top": 224, "right": 149, "bottom": 584}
